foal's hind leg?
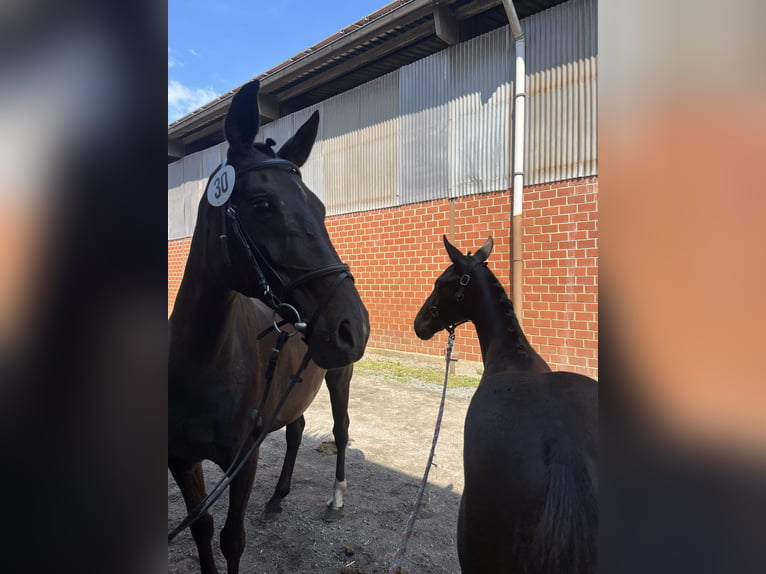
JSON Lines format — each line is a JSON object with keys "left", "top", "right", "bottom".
{"left": 262, "top": 416, "right": 305, "bottom": 521}
{"left": 220, "top": 449, "right": 259, "bottom": 574}
{"left": 169, "top": 461, "right": 218, "bottom": 574}
{"left": 323, "top": 364, "right": 352, "bottom": 522}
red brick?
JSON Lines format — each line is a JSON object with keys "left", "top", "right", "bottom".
{"left": 168, "top": 180, "right": 598, "bottom": 377}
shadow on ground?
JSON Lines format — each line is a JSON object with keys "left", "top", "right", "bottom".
{"left": 169, "top": 374, "right": 471, "bottom": 574}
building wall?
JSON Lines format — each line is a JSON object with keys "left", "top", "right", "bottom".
{"left": 168, "top": 237, "right": 191, "bottom": 313}
{"left": 167, "top": 0, "right": 599, "bottom": 378}
{"left": 167, "top": 176, "right": 597, "bottom": 379}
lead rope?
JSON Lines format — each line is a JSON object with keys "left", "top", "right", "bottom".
{"left": 388, "top": 326, "right": 457, "bottom": 574}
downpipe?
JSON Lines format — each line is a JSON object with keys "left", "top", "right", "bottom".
{"left": 502, "top": 0, "right": 526, "bottom": 324}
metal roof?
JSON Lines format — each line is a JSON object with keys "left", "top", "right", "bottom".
{"left": 168, "top": 0, "right": 566, "bottom": 162}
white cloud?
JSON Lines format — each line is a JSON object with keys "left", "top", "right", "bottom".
{"left": 187, "top": 48, "right": 200, "bottom": 57}
{"left": 168, "top": 80, "right": 218, "bottom": 123}
{"left": 168, "top": 48, "right": 183, "bottom": 69}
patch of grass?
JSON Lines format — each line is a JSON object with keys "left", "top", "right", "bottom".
{"left": 354, "top": 358, "right": 480, "bottom": 389}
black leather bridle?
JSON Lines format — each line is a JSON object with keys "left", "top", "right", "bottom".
{"left": 215, "top": 157, "right": 353, "bottom": 340}
{"left": 168, "top": 156, "right": 353, "bottom": 542}
{"left": 429, "top": 261, "right": 477, "bottom": 331}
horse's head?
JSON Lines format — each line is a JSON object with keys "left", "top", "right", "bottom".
{"left": 413, "top": 235, "right": 493, "bottom": 340}
{"left": 199, "top": 80, "right": 369, "bottom": 368}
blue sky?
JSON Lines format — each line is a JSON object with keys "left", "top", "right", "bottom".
{"left": 168, "top": 0, "right": 388, "bottom": 124}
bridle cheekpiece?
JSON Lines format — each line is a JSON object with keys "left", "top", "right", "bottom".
{"left": 213, "top": 157, "right": 353, "bottom": 340}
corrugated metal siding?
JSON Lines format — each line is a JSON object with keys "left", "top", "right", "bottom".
{"left": 259, "top": 115, "right": 294, "bottom": 152}
{"left": 168, "top": 0, "right": 598, "bottom": 235}
{"left": 399, "top": 49, "right": 450, "bottom": 205}
{"left": 525, "top": 0, "right": 597, "bottom": 184}
{"left": 322, "top": 71, "right": 399, "bottom": 215}
{"left": 167, "top": 151, "right": 205, "bottom": 240}
{"left": 202, "top": 143, "right": 225, "bottom": 178}
{"left": 168, "top": 146, "right": 227, "bottom": 240}
{"left": 167, "top": 159, "right": 186, "bottom": 240}
{"left": 322, "top": 87, "right": 360, "bottom": 215}
{"left": 449, "top": 26, "right": 512, "bottom": 198}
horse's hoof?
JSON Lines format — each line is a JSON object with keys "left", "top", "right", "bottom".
{"left": 260, "top": 510, "right": 282, "bottom": 522}
{"left": 323, "top": 504, "right": 344, "bottom": 523}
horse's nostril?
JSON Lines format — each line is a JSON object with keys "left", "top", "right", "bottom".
{"left": 337, "top": 320, "right": 354, "bottom": 349}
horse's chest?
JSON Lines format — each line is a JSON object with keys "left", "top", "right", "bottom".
{"left": 168, "top": 362, "right": 255, "bottom": 459}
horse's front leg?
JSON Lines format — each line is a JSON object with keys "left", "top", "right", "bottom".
{"left": 323, "top": 364, "right": 352, "bottom": 522}
{"left": 262, "top": 415, "right": 305, "bottom": 521}
{"left": 220, "top": 449, "right": 259, "bottom": 574}
{"left": 169, "top": 460, "right": 218, "bottom": 574}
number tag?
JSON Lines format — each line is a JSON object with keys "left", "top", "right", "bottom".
{"left": 206, "top": 162, "right": 236, "bottom": 206}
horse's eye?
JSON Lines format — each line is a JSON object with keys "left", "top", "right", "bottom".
{"left": 251, "top": 198, "right": 271, "bottom": 211}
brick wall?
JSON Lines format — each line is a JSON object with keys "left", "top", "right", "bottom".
{"left": 521, "top": 178, "right": 598, "bottom": 377}
{"left": 168, "top": 237, "right": 191, "bottom": 313}
{"left": 167, "top": 177, "right": 598, "bottom": 378}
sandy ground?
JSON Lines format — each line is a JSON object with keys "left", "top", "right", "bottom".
{"left": 168, "top": 369, "right": 476, "bottom": 574}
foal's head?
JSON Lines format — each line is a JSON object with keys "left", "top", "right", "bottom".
{"left": 414, "top": 236, "right": 493, "bottom": 340}
{"left": 198, "top": 80, "right": 369, "bottom": 368}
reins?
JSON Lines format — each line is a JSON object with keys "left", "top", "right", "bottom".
{"left": 168, "top": 157, "right": 353, "bottom": 542}
{"left": 388, "top": 324, "right": 461, "bottom": 574}
{"left": 168, "top": 326, "right": 311, "bottom": 542}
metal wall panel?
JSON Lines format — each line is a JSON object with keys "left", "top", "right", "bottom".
{"left": 168, "top": 151, "right": 205, "bottom": 240}
{"left": 167, "top": 159, "right": 186, "bottom": 240}
{"left": 259, "top": 115, "right": 294, "bottom": 152}
{"left": 202, "top": 143, "right": 225, "bottom": 180}
{"left": 399, "top": 49, "right": 449, "bottom": 205}
{"left": 525, "top": 0, "right": 597, "bottom": 184}
{"left": 168, "top": 159, "right": 184, "bottom": 190}
{"left": 449, "top": 25, "right": 512, "bottom": 198}
{"left": 322, "top": 71, "right": 399, "bottom": 215}
{"left": 182, "top": 150, "right": 205, "bottom": 239}
{"left": 322, "top": 87, "right": 360, "bottom": 215}
{"left": 357, "top": 72, "right": 399, "bottom": 212}
{"left": 168, "top": 0, "right": 598, "bottom": 232}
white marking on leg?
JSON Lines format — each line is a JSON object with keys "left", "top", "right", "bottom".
{"left": 327, "top": 479, "right": 347, "bottom": 509}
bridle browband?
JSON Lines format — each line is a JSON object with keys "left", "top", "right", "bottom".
{"left": 215, "top": 157, "right": 353, "bottom": 340}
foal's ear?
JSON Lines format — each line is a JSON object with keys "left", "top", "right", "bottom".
{"left": 278, "top": 110, "right": 320, "bottom": 167}
{"left": 224, "top": 80, "right": 261, "bottom": 151}
{"left": 443, "top": 235, "right": 464, "bottom": 264}
{"left": 474, "top": 236, "right": 493, "bottom": 263}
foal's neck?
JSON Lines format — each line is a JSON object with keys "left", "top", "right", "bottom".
{"left": 469, "top": 269, "right": 550, "bottom": 376}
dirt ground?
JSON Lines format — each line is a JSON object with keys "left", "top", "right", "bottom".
{"left": 168, "top": 366, "right": 476, "bottom": 574}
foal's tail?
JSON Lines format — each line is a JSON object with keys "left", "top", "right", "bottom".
{"left": 531, "top": 437, "right": 598, "bottom": 574}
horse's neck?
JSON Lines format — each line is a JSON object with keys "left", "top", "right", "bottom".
{"left": 470, "top": 271, "right": 550, "bottom": 376}
{"left": 171, "top": 236, "right": 238, "bottom": 356}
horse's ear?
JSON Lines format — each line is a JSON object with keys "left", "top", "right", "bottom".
{"left": 224, "top": 80, "right": 261, "bottom": 151}
{"left": 443, "top": 235, "right": 464, "bottom": 264}
{"left": 278, "top": 110, "right": 319, "bottom": 167}
{"left": 474, "top": 236, "right": 493, "bottom": 263}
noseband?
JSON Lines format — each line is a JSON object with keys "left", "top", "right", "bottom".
{"left": 215, "top": 157, "right": 353, "bottom": 340}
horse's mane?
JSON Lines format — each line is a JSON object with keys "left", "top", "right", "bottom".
{"left": 482, "top": 264, "right": 531, "bottom": 363}
{"left": 253, "top": 138, "right": 277, "bottom": 157}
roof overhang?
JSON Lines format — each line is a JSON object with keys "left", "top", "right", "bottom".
{"left": 168, "top": 0, "right": 566, "bottom": 162}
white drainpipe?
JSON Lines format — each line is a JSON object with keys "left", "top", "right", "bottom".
{"left": 501, "top": 0, "right": 526, "bottom": 322}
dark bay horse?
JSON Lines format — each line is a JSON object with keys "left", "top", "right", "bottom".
{"left": 413, "top": 236, "right": 597, "bottom": 573}
{"left": 169, "top": 80, "right": 370, "bottom": 574}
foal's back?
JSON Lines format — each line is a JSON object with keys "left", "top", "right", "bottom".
{"left": 459, "top": 370, "right": 598, "bottom": 573}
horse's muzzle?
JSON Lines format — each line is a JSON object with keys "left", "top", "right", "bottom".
{"left": 307, "top": 299, "right": 369, "bottom": 369}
